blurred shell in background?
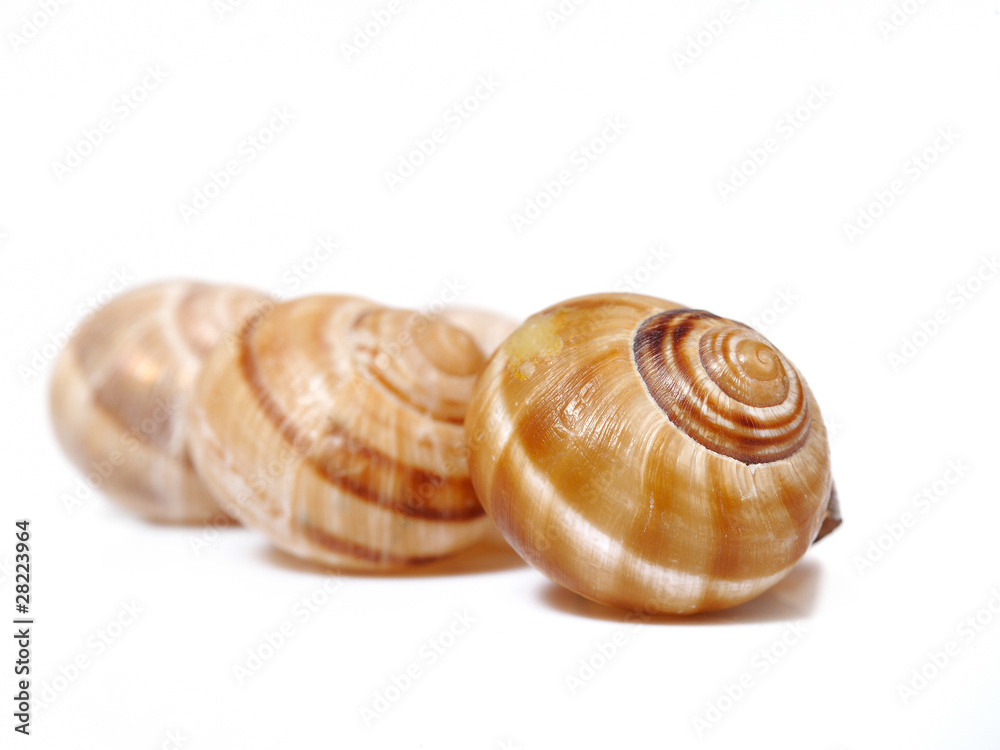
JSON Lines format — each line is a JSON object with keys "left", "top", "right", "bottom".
{"left": 49, "top": 280, "right": 270, "bottom": 524}
{"left": 187, "top": 295, "right": 513, "bottom": 569}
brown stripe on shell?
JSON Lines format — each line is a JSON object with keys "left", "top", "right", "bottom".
{"left": 237, "top": 310, "right": 484, "bottom": 522}
{"left": 84, "top": 336, "right": 183, "bottom": 453}
{"left": 632, "top": 309, "right": 811, "bottom": 464}
{"left": 349, "top": 308, "right": 484, "bottom": 425}
{"left": 83, "top": 282, "right": 269, "bottom": 455}
{"left": 88, "top": 386, "right": 194, "bottom": 468}
{"left": 236, "top": 311, "right": 302, "bottom": 447}
{"left": 464, "top": 292, "right": 835, "bottom": 613}
{"left": 310, "top": 424, "right": 484, "bottom": 520}
{"left": 299, "top": 523, "right": 440, "bottom": 566}
{"left": 175, "top": 282, "right": 276, "bottom": 359}
{"left": 491, "top": 307, "right": 791, "bottom": 586}
{"left": 352, "top": 339, "right": 464, "bottom": 426}
{"left": 91, "top": 386, "right": 178, "bottom": 452}
{"left": 51, "top": 280, "right": 271, "bottom": 524}
{"left": 68, "top": 286, "right": 175, "bottom": 452}
{"left": 704, "top": 461, "right": 757, "bottom": 589}
{"left": 486, "top": 296, "right": 811, "bottom": 588}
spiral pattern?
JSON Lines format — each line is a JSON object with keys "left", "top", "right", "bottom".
{"left": 186, "top": 295, "right": 502, "bottom": 569}
{"left": 351, "top": 308, "right": 486, "bottom": 424}
{"left": 632, "top": 309, "right": 811, "bottom": 464}
{"left": 465, "top": 293, "right": 833, "bottom": 613}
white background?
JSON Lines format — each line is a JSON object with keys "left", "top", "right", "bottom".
{"left": 2, "top": 1, "right": 999, "bottom": 748}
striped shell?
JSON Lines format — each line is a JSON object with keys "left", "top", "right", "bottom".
{"left": 49, "top": 280, "right": 270, "bottom": 523}
{"left": 186, "top": 295, "right": 507, "bottom": 569}
{"left": 465, "top": 293, "right": 838, "bottom": 614}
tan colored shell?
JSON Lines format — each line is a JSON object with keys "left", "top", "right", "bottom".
{"left": 465, "top": 293, "right": 838, "bottom": 615}
{"left": 49, "top": 280, "right": 270, "bottom": 523}
{"left": 186, "top": 295, "right": 503, "bottom": 569}
{"left": 439, "top": 308, "right": 518, "bottom": 358}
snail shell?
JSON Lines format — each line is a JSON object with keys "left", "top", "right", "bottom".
{"left": 465, "top": 293, "right": 838, "bottom": 614}
{"left": 49, "top": 280, "right": 270, "bottom": 523}
{"left": 439, "top": 308, "right": 518, "bottom": 358}
{"left": 186, "top": 295, "right": 507, "bottom": 569}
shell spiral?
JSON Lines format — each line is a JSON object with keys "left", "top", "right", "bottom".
{"left": 49, "top": 280, "right": 270, "bottom": 523}
{"left": 632, "top": 309, "right": 810, "bottom": 464}
{"left": 186, "top": 295, "right": 510, "bottom": 569}
{"left": 465, "top": 293, "right": 837, "bottom": 615}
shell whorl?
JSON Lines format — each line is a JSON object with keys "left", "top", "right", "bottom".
{"left": 464, "top": 292, "right": 834, "bottom": 614}
{"left": 632, "top": 309, "right": 810, "bottom": 465}
{"left": 187, "top": 295, "right": 500, "bottom": 569}
{"left": 351, "top": 308, "right": 486, "bottom": 424}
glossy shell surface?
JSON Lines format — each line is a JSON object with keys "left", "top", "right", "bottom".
{"left": 187, "top": 295, "right": 503, "bottom": 569}
{"left": 465, "top": 293, "right": 836, "bottom": 614}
